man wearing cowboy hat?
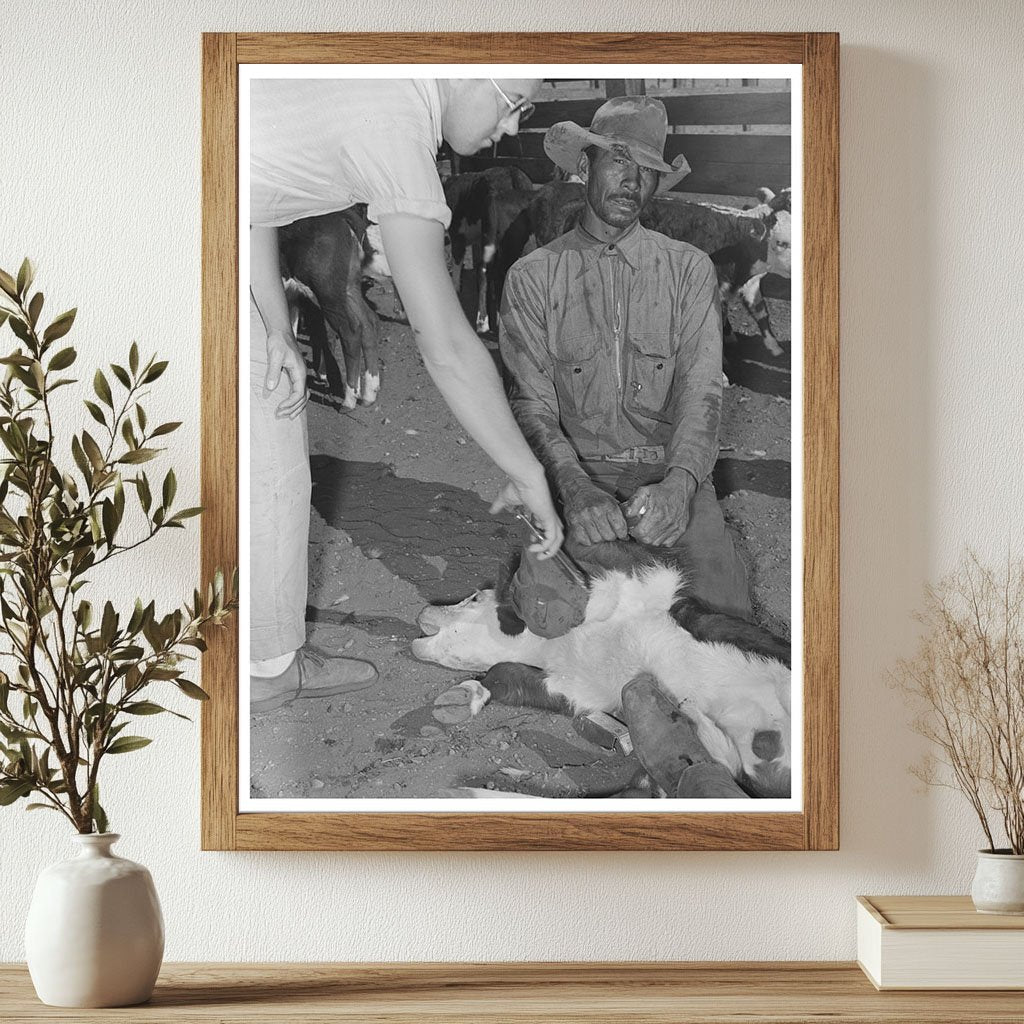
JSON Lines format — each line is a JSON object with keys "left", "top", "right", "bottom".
{"left": 498, "top": 95, "right": 751, "bottom": 620}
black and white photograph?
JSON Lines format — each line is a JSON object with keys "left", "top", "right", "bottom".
{"left": 240, "top": 66, "right": 801, "bottom": 812}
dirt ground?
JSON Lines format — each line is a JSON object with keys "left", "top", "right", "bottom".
{"left": 250, "top": 279, "right": 791, "bottom": 801}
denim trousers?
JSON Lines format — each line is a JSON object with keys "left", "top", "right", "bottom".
{"left": 578, "top": 460, "right": 752, "bottom": 621}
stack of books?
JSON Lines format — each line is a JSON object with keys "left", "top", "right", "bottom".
{"left": 857, "top": 895, "right": 1024, "bottom": 990}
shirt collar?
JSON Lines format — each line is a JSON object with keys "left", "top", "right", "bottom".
{"left": 573, "top": 219, "right": 644, "bottom": 272}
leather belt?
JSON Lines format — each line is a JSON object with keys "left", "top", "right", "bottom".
{"left": 581, "top": 445, "right": 665, "bottom": 465}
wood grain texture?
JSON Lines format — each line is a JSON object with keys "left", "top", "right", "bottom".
{"left": 200, "top": 32, "right": 239, "bottom": 852}
{"left": 801, "top": 32, "right": 841, "bottom": 852}
{"left": 862, "top": 895, "right": 1024, "bottom": 929}
{"left": 200, "top": 32, "right": 840, "bottom": 851}
{"left": 3, "top": 962, "right": 1023, "bottom": 1023}
{"left": 235, "top": 32, "right": 807, "bottom": 64}
{"left": 233, "top": 810, "right": 806, "bottom": 852}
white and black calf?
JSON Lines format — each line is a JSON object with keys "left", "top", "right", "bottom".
{"left": 411, "top": 547, "right": 791, "bottom": 798}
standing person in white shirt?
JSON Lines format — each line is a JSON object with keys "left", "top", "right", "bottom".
{"left": 249, "top": 78, "right": 564, "bottom": 712}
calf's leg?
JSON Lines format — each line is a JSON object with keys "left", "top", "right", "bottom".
{"left": 431, "top": 662, "right": 572, "bottom": 725}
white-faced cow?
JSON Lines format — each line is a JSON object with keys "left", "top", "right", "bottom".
{"left": 412, "top": 542, "right": 791, "bottom": 799}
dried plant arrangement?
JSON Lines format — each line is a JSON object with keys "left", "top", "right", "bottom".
{"left": 0, "top": 259, "right": 236, "bottom": 833}
{"left": 894, "top": 551, "right": 1024, "bottom": 854}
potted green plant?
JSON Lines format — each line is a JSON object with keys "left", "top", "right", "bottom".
{"left": 0, "top": 260, "right": 236, "bottom": 1006}
{"left": 895, "top": 551, "right": 1024, "bottom": 914}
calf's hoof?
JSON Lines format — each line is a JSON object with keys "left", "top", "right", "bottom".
{"left": 432, "top": 679, "right": 490, "bottom": 724}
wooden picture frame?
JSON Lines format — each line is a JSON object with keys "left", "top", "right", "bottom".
{"left": 201, "top": 32, "right": 838, "bottom": 851}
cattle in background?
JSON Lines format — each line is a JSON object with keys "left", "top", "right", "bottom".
{"left": 502, "top": 180, "right": 793, "bottom": 358}
{"left": 278, "top": 205, "right": 382, "bottom": 409}
{"left": 709, "top": 188, "right": 792, "bottom": 357}
{"left": 412, "top": 541, "right": 791, "bottom": 799}
{"left": 444, "top": 167, "right": 535, "bottom": 334}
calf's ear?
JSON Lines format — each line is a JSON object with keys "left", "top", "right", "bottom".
{"left": 495, "top": 602, "right": 527, "bottom": 637}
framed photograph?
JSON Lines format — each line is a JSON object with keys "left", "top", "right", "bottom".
{"left": 201, "top": 32, "right": 838, "bottom": 850}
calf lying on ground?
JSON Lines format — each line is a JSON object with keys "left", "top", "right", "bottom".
{"left": 278, "top": 205, "right": 382, "bottom": 409}
{"left": 411, "top": 549, "right": 791, "bottom": 798}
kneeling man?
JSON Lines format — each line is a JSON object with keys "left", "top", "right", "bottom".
{"left": 499, "top": 96, "right": 750, "bottom": 620}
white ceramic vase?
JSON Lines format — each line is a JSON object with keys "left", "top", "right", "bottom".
{"left": 971, "top": 849, "right": 1024, "bottom": 915}
{"left": 25, "top": 833, "right": 164, "bottom": 1007}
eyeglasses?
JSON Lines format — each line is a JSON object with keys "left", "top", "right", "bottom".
{"left": 489, "top": 79, "right": 535, "bottom": 124}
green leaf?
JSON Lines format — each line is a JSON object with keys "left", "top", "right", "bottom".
{"left": 124, "top": 700, "right": 176, "bottom": 716}
{"left": 76, "top": 599, "right": 93, "bottom": 631}
{"left": 9, "top": 316, "right": 32, "bottom": 345}
{"left": 110, "top": 363, "right": 131, "bottom": 389}
{"left": 142, "top": 360, "right": 168, "bottom": 383}
{"left": 71, "top": 435, "right": 92, "bottom": 483}
{"left": 16, "top": 258, "right": 34, "bottom": 298}
{"left": 101, "top": 498, "right": 117, "bottom": 546}
{"left": 42, "top": 308, "right": 76, "bottom": 344}
{"left": 100, "top": 601, "right": 117, "bottom": 647}
{"left": 0, "top": 779, "right": 33, "bottom": 805}
{"left": 168, "top": 507, "right": 202, "bottom": 524}
{"left": 126, "top": 598, "right": 146, "bottom": 635}
{"left": 136, "top": 472, "right": 152, "bottom": 513}
{"left": 93, "top": 369, "right": 113, "bottom": 408}
{"left": 83, "top": 400, "right": 106, "bottom": 427}
{"left": 26, "top": 803, "right": 61, "bottom": 813}
{"left": 162, "top": 468, "right": 176, "bottom": 508}
{"left": 47, "top": 346, "right": 77, "bottom": 371}
{"left": 91, "top": 785, "right": 108, "bottom": 834}
{"left": 27, "top": 292, "right": 43, "bottom": 329}
{"left": 150, "top": 421, "right": 181, "bottom": 438}
{"left": 176, "top": 679, "right": 210, "bottom": 701}
{"left": 0, "top": 269, "right": 18, "bottom": 300}
{"left": 0, "top": 309, "right": 9, "bottom": 331}
{"left": 118, "top": 448, "right": 157, "bottom": 465}
{"left": 136, "top": 404, "right": 147, "bottom": 432}
{"left": 121, "top": 418, "right": 137, "bottom": 450}
{"left": 81, "top": 431, "right": 105, "bottom": 472}
{"left": 105, "top": 735, "right": 152, "bottom": 755}
{"left": 129, "top": 342, "right": 139, "bottom": 375}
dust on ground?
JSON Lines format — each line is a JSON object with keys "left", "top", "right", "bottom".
{"left": 251, "top": 281, "right": 792, "bottom": 800}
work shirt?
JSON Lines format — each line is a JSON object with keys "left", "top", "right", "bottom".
{"left": 249, "top": 78, "right": 451, "bottom": 229}
{"left": 498, "top": 221, "right": 723, "bottom": 495}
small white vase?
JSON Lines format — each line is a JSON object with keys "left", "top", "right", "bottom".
{"left": 24, "top": 833, "right": 164, "bottom": 1007}
{"left": 971, "top": 849, "right": 1024, "bottom": 915}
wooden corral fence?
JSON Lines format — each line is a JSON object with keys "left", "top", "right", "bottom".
{"left": 456, "top": 79, "right": 790, "bottom": 199}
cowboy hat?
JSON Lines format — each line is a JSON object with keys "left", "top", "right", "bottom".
{"left": 544, "top": 96, "right": 691, "bottom": 192}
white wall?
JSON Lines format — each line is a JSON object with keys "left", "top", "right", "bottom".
{"left": 2, "top": 0, "right": 1022, "bottom": 962}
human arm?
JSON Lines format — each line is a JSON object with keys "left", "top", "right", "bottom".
{"left": 249, "top": 225, "right": 307, "bottom": 419}
{"left": 379, "top": 213, "right": 562, "bottom": 557}
{"left": 623, "top": 254, "right": 722, "bottom": 546}
{"left": 663, "top": 253, "right": 724, "bottom": 486}
{"left": 498, "top": 268, "right": 627, "bottom": 545}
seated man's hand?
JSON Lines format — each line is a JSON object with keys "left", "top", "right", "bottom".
{"left": 563, "top": 479, "right": 628, "bottom": 546}
{"left": 623, "top": 469, "right": 697, "bottom": 547}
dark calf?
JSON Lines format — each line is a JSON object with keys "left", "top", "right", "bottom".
{"left": 278, "top": 205, "right": 382, "bottom": 408}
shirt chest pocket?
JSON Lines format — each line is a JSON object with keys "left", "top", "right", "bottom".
{"left": 627, "top": 333, "right": 676, "bottom": 421}
{"left": 551, "top": 333, "right": 610, "bottom": 422}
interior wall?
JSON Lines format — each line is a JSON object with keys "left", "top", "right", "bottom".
{"left": 2, "top": 0, "right": 1022, "bottom": 961}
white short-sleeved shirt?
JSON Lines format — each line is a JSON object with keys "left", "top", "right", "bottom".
{"left": 250, "top": 78, "right": 452, "bottom": 230}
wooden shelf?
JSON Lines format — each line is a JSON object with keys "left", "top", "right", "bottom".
{"left": 3, "top": 962, "right": 1024, "bottom": 1022}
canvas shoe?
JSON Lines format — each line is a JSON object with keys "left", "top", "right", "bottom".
{"left": 251, "top": 646, "right": 377, "bottom": 713}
